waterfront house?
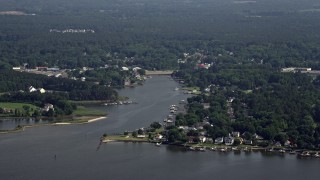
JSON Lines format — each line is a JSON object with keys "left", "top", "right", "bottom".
{"left": 42, "top": 103, "right": 54, "bottom": 112}
{"left": 38, "top": 88, "right": 46, "bottom": 94}
{"left": 29, "top": 86, "right": 37, "bottom": 92}
{"left": 206, "top": 138, "right": 213, "bottom": 143}
{"left": 154, "top": 134, "right": 163, "bottom": 141}
{"left": 252, "top": 133, "right": 264, "bottom": 140}
{"left": 215, "top": 137, "right": 224, "bottom": 144}
{"left": 232, "top": 131, "right": 240, "bottom": 138}
{"left": 224, "top": 136, "right": 234, "bottom": 146}
{"left": 284, "top": 140, "right": 291, "bottom": 147}
{"left": 199, "top": 136, "right": 206, "bottom": 143}
{"left": 243, "top": 139, "right": 253, "bottom": 145}
{"left": 274, "top": 141, "right": 282, "bottom": 147}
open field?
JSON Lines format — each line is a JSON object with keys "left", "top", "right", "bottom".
{"left": 0, "top": 102, "right": 37, "bottom": 109}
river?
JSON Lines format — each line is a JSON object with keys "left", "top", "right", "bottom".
{"left": 0, "top": 76, "right": 319, "bottom": 180}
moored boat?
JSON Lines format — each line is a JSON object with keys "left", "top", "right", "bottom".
{"left": 278, "top": 149, "right": 286, "bottom": 153}
{"left": 299, "top": 151, "right": 311, "bottom": 157}
{"left": 289, "top": 150, "right": 296, "bottom": 155}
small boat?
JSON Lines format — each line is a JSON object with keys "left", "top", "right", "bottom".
{"left": 174, "top": 87, "right": 179, "bottom": 91}
{"left": 267, "top": 148, "right": 274, "bottom": 152}
{"left": 278, "top": 149, "right": 286, "bottom": 153}
{"left": 220, "top": 148, "right": 227, "bottom": 152}
{"left": 155, "top": 142, "right": 162, "bottom": 146}
{"left": 299, "top": 151, "right": 310, "bottom": 157}
{"left": 211, "top": 147, "right": 217, "bottom": 151}
{"left": 289, "top": 151, "right": 296, "bottom": 155}
{"left": 166, "top": 120, "right": 173, "bottom": 123}
{"left": 313, "top": 152, "right": 320, "bottom": 158}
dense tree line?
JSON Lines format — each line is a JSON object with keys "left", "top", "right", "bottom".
{"left": 1, "top": 0, "right": 320, "bottom": 70}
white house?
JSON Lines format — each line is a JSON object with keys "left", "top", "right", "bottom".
{"left": 199, "top": 136, "right": 206, "bottom": 143}
{"left": 224, "top": 136, "right": 234, "bottom": 146}
{"left": 154, "top": 134, "right": 163, "bottom": 141}
{"left": 137, "top": 135, "right": 146, "bottom": 138}
{"left": 122, "top": 67, "right": 129, "bottom": 71}
{"left": 38, "top": 88, "right": 46, "bottom": 94}
{"left": 43, "top": 103, "right": 54, "bottom": 112}
{"left": 132, "top": 67, "right": 141, "bottom": 72}
{"left": 29, "top": 86, "right": 37, "bottom": 92}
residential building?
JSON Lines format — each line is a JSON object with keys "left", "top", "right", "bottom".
{"left": 224, "top": 136, "right": 234, "bottom": 146}
{"left": 215, "top": 137, "right": 224, "bottom": 144}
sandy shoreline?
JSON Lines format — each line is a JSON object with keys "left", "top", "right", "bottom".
{"left": 87, "top": 117, "right": 106, "bottom": 123}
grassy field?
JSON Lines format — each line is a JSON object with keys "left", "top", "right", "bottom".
{"left": 73, "top": 106, "right": 107, "bottom": 116}
{"left": 0, "top": 102, "right": 38, "bottom": 110}
{"left": 182, "top": 87, "right": 200, "bottom": 91}
{"left": 117, "top": 96, "right": 129, "bottom": 101}
{"left": 104, "top": 135, "right": 148, "bottom": 142}
{"left": 69, "top": 100, "right": 107, "bottom": 105}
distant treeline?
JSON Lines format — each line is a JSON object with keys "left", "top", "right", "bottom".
{"left": 0, "top": 70, "right": 118, "bottom": 101}
{"left": 1, "top": 0, "right": 320, "bottom": 70}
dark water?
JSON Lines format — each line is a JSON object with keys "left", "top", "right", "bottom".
{"left": 0, "top": 76, "right": 319, "bottom": 180}
{"left": 0, "top": 118, "right": 51, "bottom": 130}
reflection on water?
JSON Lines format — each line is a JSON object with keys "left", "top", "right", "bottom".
{"left": 0, "top": 118, "right": 52, "bottom": 130}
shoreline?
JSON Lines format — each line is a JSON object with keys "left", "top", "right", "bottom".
{"left": 0, "top": 116, "right": 106, "bottom": 134}
{"left": 102, "top": 136, "right": 320, "bottom": 158}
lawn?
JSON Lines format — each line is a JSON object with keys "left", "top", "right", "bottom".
{"left": 105, "top": 135, "right": 148, "bottom": 142}
{"left": 73, "top": 106, "right": 107, "bottom": 116}
{"left": 182, "top": 87, "right": 200, "bottom": 91}
{"left": 0, "top": 102, "right": 38, "bottom": 110}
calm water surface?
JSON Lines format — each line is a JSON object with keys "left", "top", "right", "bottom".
{"left": 0, "top": 76, "right": 319, "bottom": 180}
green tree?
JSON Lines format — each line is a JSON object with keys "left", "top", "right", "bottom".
{"left": 150, "top": 122, "right": 162, "bottom": 129}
